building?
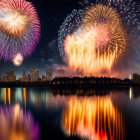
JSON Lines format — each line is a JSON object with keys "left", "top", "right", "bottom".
{"left": 27, "top": 74, "right": 31, "bottom": 82}
{"left": 30, "top": 68, "right": 39, "bottom": 82}
{"left": 22, "top": 70, "right": 27, "bottom": 79}
{"left": 46, "top": 68, "right": 53, "bottom": 81}
{"left": 19, "top": 70, "right": 28, "bottom": 82}
{"left": 57, "top": 69, "right": 65, "bottom": 78}
{"left": 2, "top": 69, "right": 16, "bottom": 82}
{"left": 133, "top": 74, "right": 140, "bottom": 84}
{"left": 42, "top": 75, "right": 46, "bottom": 82}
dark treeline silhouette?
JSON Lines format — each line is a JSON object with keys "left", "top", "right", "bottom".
{"left": 51, "top": 77, "right": 133, "bottom": 88}
{"left": 0, "top": 76, "right": 134, "bottom": 88}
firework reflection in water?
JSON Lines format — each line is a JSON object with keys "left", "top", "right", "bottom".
{"left": 62, "top": 96, "right": 125, "bottom": 140}
{"left": 0, "top": 104, "right": 39, "bottom": 140}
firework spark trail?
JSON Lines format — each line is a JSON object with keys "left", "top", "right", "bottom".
{"left": 0, "top": 0, "right": 40, "bottom": 62}
{"left": 95, "top": 0, "right": 140, "bottom": 38}
{"left": 58, "top": 9, "right": 83, "bottom": 58}
{"left": 64, "top": 28, "right": 118, "bottom": 76}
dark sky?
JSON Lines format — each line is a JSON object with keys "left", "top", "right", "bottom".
{"left": 1, "top": 0, "right": 139, "bottom": 78}
{"left": 0, "top": 0, "right": 82, "bottom": 77}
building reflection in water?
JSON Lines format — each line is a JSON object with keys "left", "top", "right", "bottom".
{"left": 0, "top": 88, "right": 53, "bottom": 108}
{"left": 1, "top": 88, "right": 27, "bottom": 107}
{"left": 0, "top": 104, "right": 39, "bottom": 140}
{"left": 129, "top": 87, "right": 133, "bottom": 100}
{"left": 62, "top": 96, "right": 125, "bottom": 140}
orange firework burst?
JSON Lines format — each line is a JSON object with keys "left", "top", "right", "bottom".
{"left": 82, "top": 4, "right": 127, "bottom": 56}
{"left": 64, "top": 4, "right": 127, "bottom": 76}
{"left": 62, "top": 97, "right": 125, "bottom": 140}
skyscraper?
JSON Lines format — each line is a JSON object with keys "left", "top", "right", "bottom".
{"left": 46, "top": 68, "right": 53, "bottom": 81}
{"left": 21, "top": 70, "right": 28, "bottom": 82}
{"left": 30, "top": 68, "right": 39, "bottom": 82}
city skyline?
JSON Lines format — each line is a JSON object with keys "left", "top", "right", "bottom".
{"left": 0, "top": 68, "right": 66, "bottom": 82}
{"left": 1, "top": 67, "right": 140, "bottom": 82}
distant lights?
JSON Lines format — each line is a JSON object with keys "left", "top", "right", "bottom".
{"left": 129, "top": 74, "right": 132, "bottom": 80}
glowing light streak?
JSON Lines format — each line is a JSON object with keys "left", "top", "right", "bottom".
{"left": 23, "top": 88, "right": 26, "bottom": 108}
{"left": 4, "top": 88, "right": 6, "bottom": 104}
{"left": 8, "top": 88, "right": 11, "bottom": 104}
{"left": 129, "top": 87, "right": 133, "bottom": 100}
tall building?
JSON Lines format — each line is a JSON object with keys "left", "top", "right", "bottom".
{"left": 133, "top": 74, "right": 140, "bottom": 84}
{"left": 22, "top": 70, "right": 27, "bottom": 79}
{"left": 57, "top": 69, "right": 65, "bottom": 78}
{"left": 30, "top": 68, "right": 39, "bottom": 82}
{"left": 42, "top": 75, "right": 46, "bottom": 82}
{"left": 21, "top": 70, "right": 28, "bottom": 82}
{"left": 2, "top": 69, "right": 16, "bottom": 82}
{"left": 46, "top": 68, "right": 53, "bottom": 81}
{"left": 28, "top": 74, "right": 31, "bottom": 82}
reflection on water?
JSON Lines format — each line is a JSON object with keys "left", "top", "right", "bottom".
{"left": 0, "top": 88, "right": 51, "bottom": 107}
{"left": 1, "top": 87, "right": 140, "bottom": 140}
{"left": 62, "top": 96, "right": 125, "bottom": 140}
{"left": 0, "top": 104, "right": 39, "bottom": 140}
{"left": 129, "top": 87, "right": 133, "bottom": 100}
{"left": 1, "top": 88, "right": 27, "bottom": 106}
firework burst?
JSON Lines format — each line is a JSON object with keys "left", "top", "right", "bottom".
{"left": 58, "top": 0, "right": 140, "bottom": 77}
{"left": 0, "top": 0, "right": 40, "bottom": 61}
{"left": 83, "top": 0, "right": 140, "bottom": 38}
{"left": 82, "top": 4, "right": 127, "bottom": 57}
{"left": 60, "top": 4, "right": 127, "bottom": 76}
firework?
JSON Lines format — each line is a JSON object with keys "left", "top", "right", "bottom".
{"left": 59, "top": 0, "right": 140, "bottom": 77}
{"left": 64, "top": 5, "right": 126, "bottom": 76}
{"left": 82, "top": 4, "right": 127, "bottom": 57}
{"left": 85, "top": 0, "right": 140, "bottom": 38}
{"left": 62, "top": 97, "right": 125, "bottom": 140}
{"left": 0, "top": 0, "right": 40, "bottom": 61}
{"left": 64, "top": 29, "right": 117, "bottom": 76}
{"left": 13, "top": 53, "right": 23, "bottom": 66}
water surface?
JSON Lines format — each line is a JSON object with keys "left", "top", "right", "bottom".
{"left": 0, "top": 87, "right": 140, "bottom": 140}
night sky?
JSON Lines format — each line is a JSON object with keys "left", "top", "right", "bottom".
{"left": 0, "top": 0, "right": 139, "bottom": 78}
{"left": 0, "top": 0, "right": 83, "bottom": 77}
